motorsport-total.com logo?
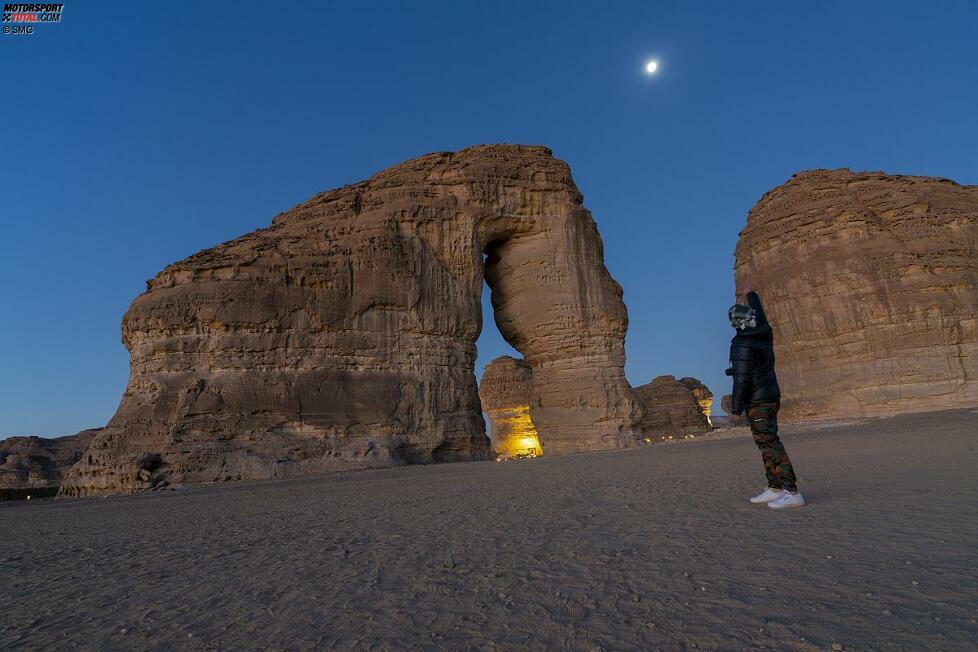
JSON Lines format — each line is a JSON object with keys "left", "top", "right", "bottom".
{"left": 2, "top": 3, "right": 64, "bottom": 35}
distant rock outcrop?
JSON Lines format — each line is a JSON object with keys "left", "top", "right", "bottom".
{"left": 735, "top": 169, "right": 978, "bottom": 419}
{"left": 0, "top": 429, "right": 99, "bottom": 498}
{"left": 60, "top": 145, "right": 641, "bottom": 496}
{"left": 479, "top": 356, "right": 542, "bottom": 459}
{"left": 634, "top": 376, "right": 713, "bottom": 437}
{"left": 680, "top": 377, "right": 714, "bottom": 427}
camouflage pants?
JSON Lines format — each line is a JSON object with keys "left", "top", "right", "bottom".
{"left": 747, "top": 401, "right": 798, "bottom": 492}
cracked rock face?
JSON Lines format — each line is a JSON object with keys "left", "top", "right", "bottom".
{"left": 60, "top": 145, "right": 640, "bottom": 496}
{"left": 633, "top": 376, "right": 713, "bottom": 437}
{"left": 0, "top": 429, "right": 99, "bottom": 496}
{"left": 735, "top": 169, "right": 978, "bottom": 419}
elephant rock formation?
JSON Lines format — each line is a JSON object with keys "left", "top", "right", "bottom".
{"left": 60, "top": 145, "right": 640, "bottom": 496}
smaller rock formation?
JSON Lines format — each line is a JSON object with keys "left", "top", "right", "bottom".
{"left": 0, "top": 429, "right": 99, "bottom": 499}
{"left": 479, "top": 356, "right": 543, "bottom": 459}
{"left": 633, "top": 376, "right": 713, "bottom": 438}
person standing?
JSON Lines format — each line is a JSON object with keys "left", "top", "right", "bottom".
{"left": 727, "top": 286, "right": 805, "bottom": 509}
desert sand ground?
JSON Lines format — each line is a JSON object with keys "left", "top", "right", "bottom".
{"left": 2, "top": 409, "right": 977, "bottom": 651}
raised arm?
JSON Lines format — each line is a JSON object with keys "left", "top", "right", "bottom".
{"left": 745, "top": 290, "right": 768, "bottom": 326}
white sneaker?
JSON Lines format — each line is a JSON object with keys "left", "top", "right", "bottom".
{"left": 767, "top": 489, "right": 806, "bottom": 509}
{"left": 749, "top": 487, "right": 782, "bottom": 504}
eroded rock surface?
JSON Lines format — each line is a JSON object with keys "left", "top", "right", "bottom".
{"left": 735, "top": 169, "right": 978, "bottom": 419}
{"left": 679, "top": 377, "right": 714, "bottom": 427}
{"left": 633, "top": 376, "right": 713, "bottom": 437}
{"left": 479, "top": 356, "right": 542, "bottom": 459}
{"left": 0, "top": 429, "right": 99, "bottom": 497}
{"left": 61, "top": 145, "right": 640, "bottom": 496}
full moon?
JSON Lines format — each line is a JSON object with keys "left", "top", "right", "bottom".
{"left": 645, "top": 60, "right": 659, "bottom": 74}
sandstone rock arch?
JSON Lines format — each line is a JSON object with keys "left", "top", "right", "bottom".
{"left": 61, "top": 145, "right": 641, "bottom": 496}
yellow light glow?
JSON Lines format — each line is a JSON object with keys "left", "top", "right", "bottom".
{"left": 487, "top": 405, "right": 543, "bottom": 460}
{"left": 698, "top": 397, "right": 713, "bottom": 427}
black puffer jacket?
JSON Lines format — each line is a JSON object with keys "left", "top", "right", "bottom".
{"left": 727, "top": 291, "right": 781, "bottom": 415}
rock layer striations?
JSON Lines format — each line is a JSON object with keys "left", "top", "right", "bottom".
{"left": 61, "top": 145, "right": 640, "bottom": 496}
{"left": 735, "top": 169, "right": 978, "bottom": 419}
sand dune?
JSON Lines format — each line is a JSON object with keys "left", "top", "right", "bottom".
{"left": 2, "top": 409, "right": 977, "bottom": 650}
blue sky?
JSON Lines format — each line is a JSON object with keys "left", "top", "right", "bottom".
{"left": 2, "top": 1, "right": 976, "bottom": 437}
